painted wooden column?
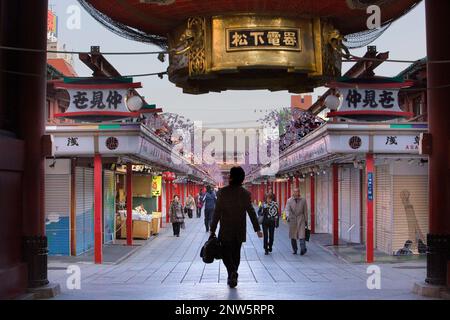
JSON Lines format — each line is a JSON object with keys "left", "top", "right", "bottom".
{"left": 158, "top": 189, "right": 163, "bottom": 228}
{"left": 126, "top": 163, "right": 133, "bottom": 246}
{"left": 366, "top": 154, "right": 375, "bottom": 263}
{"left": 94, "top": 154, "right": 103, "bottom": 263}
{"left": 295, "top": 176, "right": 300, "bottom": 189}
{"left": 277, "top": 181, "right": 281, "bottom": 206}
{"left": 284, "top": 180, "right": 288, "bottom": 211}
{"left": 259, "top": 183, "right": 264, "bottom": 203}
{"left": 310, "top": 175, "right": 315, "bottom": 234}
{"left": 287, "top": 177, "right": 292, "bottom": 199}
{"left": 332, "top": 164, "right": 339, "bottom": 246}
{"left": 425, "top": 0, "right": 450, "bottom": 286}
{"left": 181, "top": 183, "right": 185, "bottom": 205}
{"left": 165, "top": 180, "right": 171, "bottom": 223}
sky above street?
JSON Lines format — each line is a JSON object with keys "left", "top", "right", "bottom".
{"left": 50, "top": 1, "right": 426, "bottom": 128}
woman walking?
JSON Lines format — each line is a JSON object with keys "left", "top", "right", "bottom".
{"left": 185, "top": 195, "right": 196, "bottom": 219}
{"left": 170, "top": 195, "right": 185, "bottom": 237}
{"left": 196, "top": 189, "right": 204, "bottom": 218}
{"left": 260, "top": 193, "right": 280, "bottom": 255}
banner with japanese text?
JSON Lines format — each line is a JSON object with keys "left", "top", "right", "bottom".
{"left": 152, "top": 176, "right": 162, "bottom": 197}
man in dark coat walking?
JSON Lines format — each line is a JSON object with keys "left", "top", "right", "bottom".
{"left": 210, "top": 166, "right": 263, "bottom": 288}
{"left": 202, "top": 185, "right": 216, "bottom": 232}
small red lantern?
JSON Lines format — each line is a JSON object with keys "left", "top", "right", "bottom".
{"left": 162, "top": 171, "right": 176, "bottom": 181}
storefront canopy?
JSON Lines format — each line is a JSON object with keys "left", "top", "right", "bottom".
{"left": 46, "top": 122, "right": 213, "bottom": 183}
{"left": 249, "top": 122, "right": 428, "bottom": 180}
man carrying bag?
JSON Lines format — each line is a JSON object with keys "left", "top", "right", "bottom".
{"left": 210, "top": 166, "right": 262, "bottom": 288}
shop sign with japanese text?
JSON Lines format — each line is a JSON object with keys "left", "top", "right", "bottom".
{"left": 67, "top": 89, "right": 128, "bottom": 113}
{"left": 374, "top": 135, "right": 420, "bottom": 153}
{"left": 227, "top": 28, "right": 301, "bottom": 51}
{"left": 340, "top": 88, "right": 402, "bottom": 112}
{"left": 54, "top": 81, "right": 142, "bottom": 121}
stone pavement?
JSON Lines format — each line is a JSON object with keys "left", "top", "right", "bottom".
{"left": 48, "top": 216, "right": 432, "bottom": 300}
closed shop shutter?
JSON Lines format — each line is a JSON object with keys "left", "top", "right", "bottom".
{"left": 75, "top": 168, "right": 85, "bottom": 255}
{"left": 45, "top": 174, "right": 71, "bottom": 255}
{"left": 305, "top": 176, "right": 311, "bottom": 223}
{"left": 84, "top": 168, "right": 94, "bottom": 252}
{"left": 103, "top": 170, "right": 116, "bottom": 244}
{"left": 349, "top": 168, "right": 361, "bottom": 243}
{"left": 375, "top": 165, "right": 392, "bottom": 254}
{"left": 392, "top": 175, "right": 429, "bottom": 253}
{"left": 75, "top": 167, "right": 94, "bottom": 255}
{"left": 315, "top": 173, "right": 329, "bottom": 234}
{"left": 339, "top": 167, "right": 352, "bottom": 242}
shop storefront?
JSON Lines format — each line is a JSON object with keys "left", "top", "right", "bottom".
{"left": 44, "top": 122, "right": 210, "bottom": 257}
{"left": 254, "top": 121, "right": 428, "bottom": 256}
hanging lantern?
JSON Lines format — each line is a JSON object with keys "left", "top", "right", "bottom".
{"left": 80, "top": 0, "right": 421, "bottom": 95}
{"left": 126, "top": 95, "right": 144, "bottom": 112}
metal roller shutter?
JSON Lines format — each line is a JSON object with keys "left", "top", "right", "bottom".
{"left": 103, "top": 170, "right": 116, "bottom": 244}
{"left": 315, "top": 174, "right": 329, "bottom": 234}
{"left": 84, "top": 168, "right": 94, "bottom": 252}
{"left": 75, "top": 168, "right": 85, "bottom": 254}
{"left": 349, "top": 168, "right": 361, "bottom": 243}
{"left": 375, "top": 165, "right": 392, "bottom": 254}
{"left": 339, "top": 167, "right": 351, "bottom": 242}
{"left": 45, "top": 174, "right": 71, "bottom": 255}
{"left": 75, "top": 167, "right": 95, "bottom": 255}
{"left": 392, "top": 175, "right": 428, "bottom": 253}
{"left": 305, "top": 176, "right": 311, "bottom": 224}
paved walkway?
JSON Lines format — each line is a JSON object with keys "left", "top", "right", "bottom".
{"left": 48, "top": 217, "right": 430, "bottom": 300}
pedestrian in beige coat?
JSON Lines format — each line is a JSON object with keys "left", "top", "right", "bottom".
{"left": 285, "top": 187, "right": 308, "bottom": 255}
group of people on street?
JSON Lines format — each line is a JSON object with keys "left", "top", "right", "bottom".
{"left": 209, "top": 166, "right": 309, "bottom": 288}
{"left": 169, "top": 185, "right": 218, "bottom": 237}
{"left": 170, "top": 166, "right": 309, "bottom": 289}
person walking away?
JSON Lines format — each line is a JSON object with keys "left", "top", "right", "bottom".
{"left": 285, "top": 187, "right": 308, "bottom": 255}
{"left": 170, "top": 195, "right": 185, "bottom": 237}
{"left": 185, "top": 195, "right": 195, "bottom": 219}
{"left": 210, "top": 167, "right": 263, "bottom": 288}
{"left": 197, "top": 189, "right": 205, "bottom": 218}
{"left": 202, "top": 185, "right": 217, "bottom": 232}
{"left": 261, "top": 193, "right": 280, "bottom": 255}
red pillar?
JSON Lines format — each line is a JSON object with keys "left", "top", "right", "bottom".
{"left": 295, "top": 176, "right": 300, "bottom": 189}
{"left": 126, "top": 163, "right": 133, "bottom": 246}
{"left": 94, "top": 155, "right": 103, "bottom": 263}
{"left": 366, "top": 154, "right": 374, "bottom": 263}
{"left": 158, "top": 191, "right": 163, "bottom": 228}
{"left": 180, "top": 183, "right": 185, "bottom": 205}
{"left": 165, "top": 180, "right": 171, "bottom": 223}
{"left": 310, "top": 175, "right": 315, "bottom": 234}
{"left": 277, "top": 181, "right": 281, "bottom": 205}
{"left": 332, "top": 164, "right": 339, "bottom": 246}
{"left": 284, "top": 181, "right": 288, "bottom": 210}
{"left": 425, "top": 0, "right": 450, "bottom": 285}
{"left": 287, "top": 178, "right": 292, "bottom": 199}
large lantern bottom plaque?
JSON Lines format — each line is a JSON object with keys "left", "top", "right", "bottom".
{"left": 168, "top": 15, "right": 343, "bottom": 94}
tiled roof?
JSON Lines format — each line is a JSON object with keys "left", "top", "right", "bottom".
{"left": 47, "top": 59, "right": 77, "bottom": 77}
